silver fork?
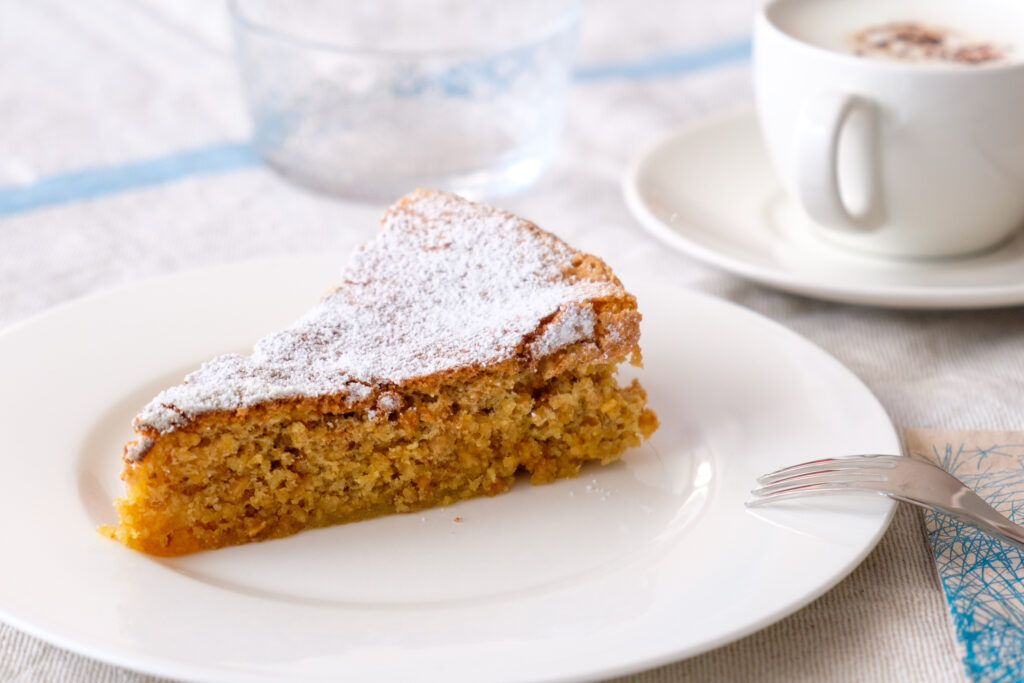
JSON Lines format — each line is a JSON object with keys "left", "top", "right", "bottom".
{"left": 747, "top": 454, "right": 1024, "bottom": 551}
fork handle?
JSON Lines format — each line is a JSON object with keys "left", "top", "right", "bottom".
{"left": 951, "top": 489, "right": 1024, "bottom": 550}
{"left": 896, "top": 490, "right": 1024, "bottom": 551}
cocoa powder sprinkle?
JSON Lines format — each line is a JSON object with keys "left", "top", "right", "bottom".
{"left": 849, "top": 22, "right": 1009, "bottom": 65}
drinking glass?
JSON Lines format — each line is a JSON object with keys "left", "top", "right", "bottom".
{"left": 230, "top": 0, "right": 581, "bottom": 200}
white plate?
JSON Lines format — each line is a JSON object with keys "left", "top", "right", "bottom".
{"left": 0, "top": 256, "right": 896, "bottom": 682}
{"left": 623, "top": 109, "right": 1024, "bottom": 309}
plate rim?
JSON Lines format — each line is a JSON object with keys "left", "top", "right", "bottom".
{"left": 0, "top": 255, "right": 898, "bottom": 681}
{"left": 622, "top": 108, "right": 1024, "bottom": 310}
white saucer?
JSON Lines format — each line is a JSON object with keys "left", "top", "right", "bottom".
{"left": 623, "top": 110, "right": 1024, "bottom": 309}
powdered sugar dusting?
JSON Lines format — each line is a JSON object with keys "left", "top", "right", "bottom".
{"left": 133, "top": 190, "right": 621, "bottom": 437}
{"left": 527, "top": 304, "right": 596, "bottom": 359}
{"left": 124, "top": 437, "right": 154, "bottom": 461}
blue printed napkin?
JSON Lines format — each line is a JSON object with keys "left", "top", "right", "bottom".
{"left": 906, "top": 429, "right": 1024, "bottom": 683}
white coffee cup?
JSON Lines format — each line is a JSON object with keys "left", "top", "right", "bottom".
{"left": 754, "top": 0, "right": 1024, "bottom": 259}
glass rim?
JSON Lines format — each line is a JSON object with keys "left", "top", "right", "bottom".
{"left": 228, "top": 0, "right": 583, "bottom": 58}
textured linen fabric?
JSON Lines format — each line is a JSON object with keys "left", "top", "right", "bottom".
{"left": 4, "top": 0, "right": 1023, "bottom": 681}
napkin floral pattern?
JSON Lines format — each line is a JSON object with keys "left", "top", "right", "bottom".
{"left": 906, "top": 430, "right": 1024, "bottom": 683}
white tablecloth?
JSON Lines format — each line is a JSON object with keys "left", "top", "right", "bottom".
{"left": 4, "top": 1, "right": 1022, "bottom": 680}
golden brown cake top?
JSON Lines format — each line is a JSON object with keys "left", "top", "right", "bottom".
{"left": 130, "top": 190, "right": 630, "bottom": 448}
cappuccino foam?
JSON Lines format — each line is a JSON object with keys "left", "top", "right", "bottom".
{"left": 767, "top": 0, "right": 1021, "bottom": 68}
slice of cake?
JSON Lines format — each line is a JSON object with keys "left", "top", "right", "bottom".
{"left": 106, "top": 190, "right": 658, "bottom": 556}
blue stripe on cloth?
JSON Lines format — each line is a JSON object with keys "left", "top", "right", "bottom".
{"left": 0, "top": 35, "right": 751, "bottom": 219}
{"left": 573, "top": 36, "right": 751, "bottom": 81}
{"left": 0, "top": 141, "right": 260, "bottom": 218}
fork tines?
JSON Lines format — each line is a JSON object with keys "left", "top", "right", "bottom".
{"left": 747, "top": 454, "right": 900, "bottom": 507}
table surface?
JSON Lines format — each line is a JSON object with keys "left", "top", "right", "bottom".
{"left": 4, "top": 1, "right": 1022, "bottom": 680}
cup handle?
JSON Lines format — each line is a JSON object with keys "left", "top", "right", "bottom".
{"left": 796, "top": 92, "right": 880, "bottom": 232}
